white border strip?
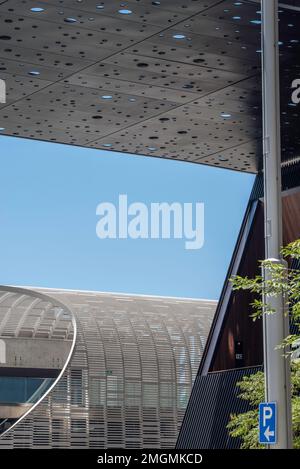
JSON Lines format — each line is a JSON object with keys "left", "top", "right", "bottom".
{"left": 11, "top": 285, "right": 218, "bottom": 303}
{"left": 0, "top": 285, "right": 77, "bottom": 440}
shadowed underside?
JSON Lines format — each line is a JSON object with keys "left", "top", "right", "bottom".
{"left": 0, "top": 0, "right": 298, "bottom": 172}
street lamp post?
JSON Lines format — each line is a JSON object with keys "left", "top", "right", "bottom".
{"left": 261, "top": 0, "right": 292, "bottom": 449}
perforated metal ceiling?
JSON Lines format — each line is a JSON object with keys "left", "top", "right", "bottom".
{"left": 0, "top": 0, "right": 299, "bottom": 172}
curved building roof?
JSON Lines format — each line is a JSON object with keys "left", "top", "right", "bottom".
{"left": 0, "top": 285, "right": 216, "bottom": 448}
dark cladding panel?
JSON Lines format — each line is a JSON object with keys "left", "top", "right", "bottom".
{"left": 176, "top": 366, "right": 262, "bottom": 449}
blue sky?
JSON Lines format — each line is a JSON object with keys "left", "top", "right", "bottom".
{"left": 0, "top": 135, "right": 254, "bottom": 299}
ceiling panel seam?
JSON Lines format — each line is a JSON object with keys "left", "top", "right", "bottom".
{"left": 0, "top": 1, "right": 226, "bottom": 112}
{"left": 84, "top": 74, "right": 261, "bottom": 145}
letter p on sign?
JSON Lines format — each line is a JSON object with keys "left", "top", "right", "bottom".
{"left": 263, "top": 406, "right": 273, "bottom": 427}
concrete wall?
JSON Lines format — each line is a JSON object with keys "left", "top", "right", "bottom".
{"left": 0, "top": 338, "right": 72, "bottom": 370}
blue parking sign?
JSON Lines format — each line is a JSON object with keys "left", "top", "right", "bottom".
{"left": 259, "top": 402, "right": 277, "bottom": 444}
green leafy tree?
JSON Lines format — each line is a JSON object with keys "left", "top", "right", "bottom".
{"left": 227, "top": 239, "right": 300, "bottom": 448}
